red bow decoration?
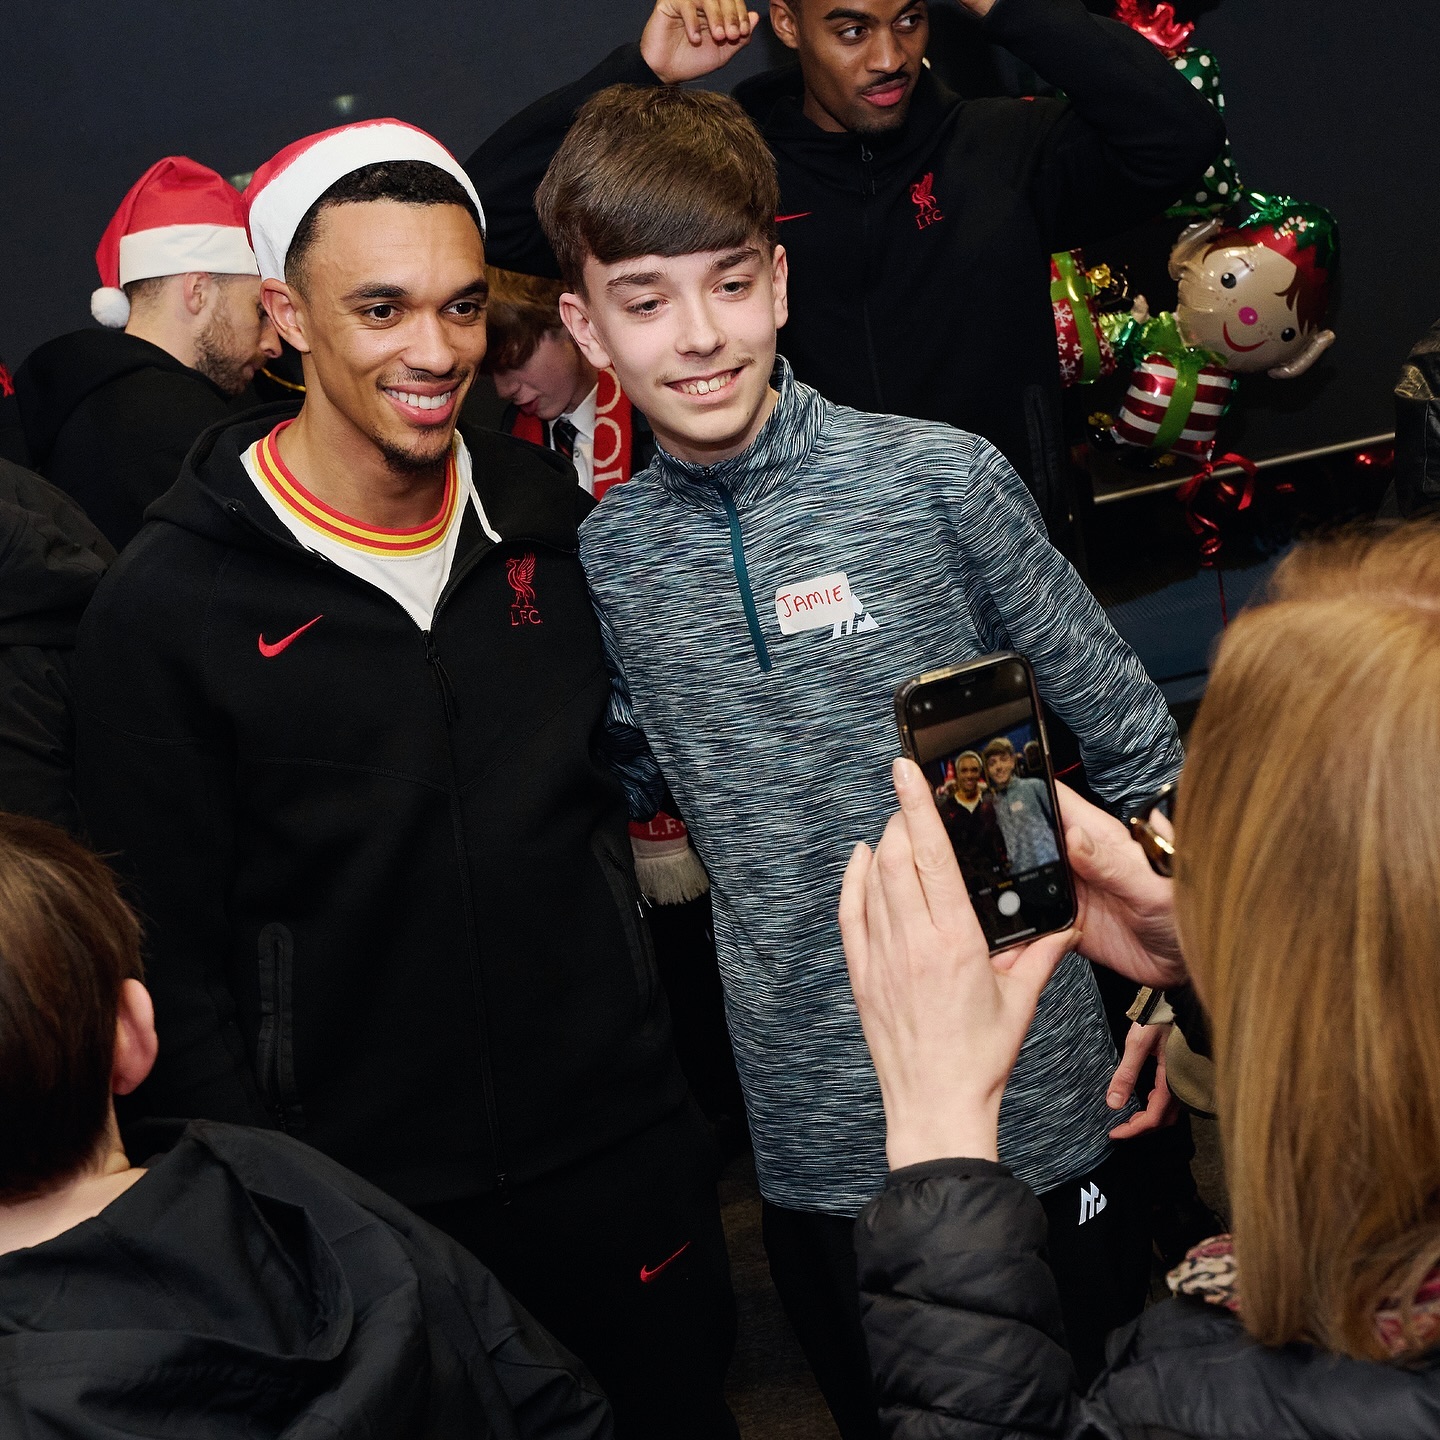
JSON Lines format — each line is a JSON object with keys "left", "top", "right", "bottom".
{"left": 1176, "top": 453, "right": 1258, "bottom": 567}
{"left": 1113, "top": 0, "right": 1195, "bottom": 56}
{"left": 1174, "top": 453, "right": 1293, "bottom": 627}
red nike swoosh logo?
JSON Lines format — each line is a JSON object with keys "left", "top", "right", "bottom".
{"left": 774, "top": 211, "right": 813, "bottom": 223}
{"left": 258, "top": 614, "right": 324, "bottom": 658}
{"left": 639, "top": 1240, "right": 691, "bottom": 1284}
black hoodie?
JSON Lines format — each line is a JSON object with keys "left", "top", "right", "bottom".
{"left": 466, "top": 0, "right": 1225, "bottom": 532}
{"left": 15, "top": 327, "right": 241, "bottom": 550}
{"left": 0, "top": 458, "right": 113, "bottom": 830}
{"left": 0, "top": 1120, "right": 612, "bottom": 1440}
{"left": 73, "top": 405, "right": 685, "bottom": 1207}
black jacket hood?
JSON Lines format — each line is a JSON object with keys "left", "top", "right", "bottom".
{"left": 0, "top": 1120, "right": 613, "bottom": 1439}
{"left": 16, "top": 329, "right": 228, "bottom": 470}
{"left": 151, "top": 400, "right": 583, "bottom": 558}
{"left": 0, "top": 458, "right": 113, "bottom": 646}
{"left": 0, "top": 1125, "right": 355, "bottom": 1436}
{"left": 733, "top": 63, "right": 962, "bottom": 180}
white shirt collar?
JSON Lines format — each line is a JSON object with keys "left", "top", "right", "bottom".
{"left": 563, "top": 382, "right": 599, "bottom": 442}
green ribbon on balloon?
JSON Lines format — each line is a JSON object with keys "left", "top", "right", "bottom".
{"left": 1107, "top": 309, "right": 1226, "bottom": 452}
{"left": 1050, "top": 250, "right": 1105, "bottom": 385}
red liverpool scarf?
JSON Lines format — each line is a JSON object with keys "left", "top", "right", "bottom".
{"left": 509, "top": 367, "right": 634, "bottom": 500}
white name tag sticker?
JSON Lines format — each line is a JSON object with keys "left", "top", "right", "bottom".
{"left": 775, "top": 572, "right": 852, "bottom": 635}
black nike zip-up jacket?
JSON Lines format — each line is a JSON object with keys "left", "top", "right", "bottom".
{"left": 73, "top": 404, "right": 686, "bottom": 1207}
{"left": 466, "top": 0, "right": 1225, "bottom": 531}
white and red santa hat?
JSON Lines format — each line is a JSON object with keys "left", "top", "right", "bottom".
{"left": 243, "top": 120, "right": 485, "bottom": 283}
{"left": 91, "top": 156, "right": 258, "bottom": 328}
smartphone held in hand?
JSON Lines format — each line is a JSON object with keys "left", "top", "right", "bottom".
{"left": 895, "top": 653, "right": 1078, "bottom": 953}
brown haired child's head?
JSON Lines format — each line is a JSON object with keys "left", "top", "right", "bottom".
{"left": 480, "top": 268, "right": 598, "bottom": 422}
{"left": 0, "top": 816, "right": 155, "bottom": 1202}
{"left": 536, "top": 85, "right": 779, "bottom": 294}
{"left": 537, "top": 85, "right": 789, "bottom": 467}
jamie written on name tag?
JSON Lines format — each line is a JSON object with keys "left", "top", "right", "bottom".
{"left": 775, "top": 572, "right": 852, "bottom": 635}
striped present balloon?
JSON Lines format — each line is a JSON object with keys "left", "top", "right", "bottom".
{"left": 1111, "top": 351, "right": 1236, "bottom": 460}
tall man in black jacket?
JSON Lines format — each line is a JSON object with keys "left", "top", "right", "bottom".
{"left": 468, "top": 0, "right": 1225, "bottom": 534}
{"left": 73, "top": 120, "right": 737, "bottom": 1440}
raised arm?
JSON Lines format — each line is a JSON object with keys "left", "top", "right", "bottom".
{"left": 466, "top": 1, "right": 757, "bottom": 277}
{"left": 974, "top": 0, "right": 1227, "bottom": 250}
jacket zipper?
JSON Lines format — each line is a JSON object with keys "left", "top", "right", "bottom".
{"left": 719, "top": 490, "right": 772, "bottom": 673}
{"left": 256, "top": 922, "right": 303, "bottom": 1133}
{"left": 423, "top": 539, "right": 559, "bottom": 1203}
{"left": 424, "top": 632, "right": 460, "bottom": 722}
{"left": 226, "top": 497, "right": 512, "bottom": 1195}
{"left": 857, "top": 144, "right": 886, "bottom": 410}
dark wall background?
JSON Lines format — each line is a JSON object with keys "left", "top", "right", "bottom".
{"left": 5, "top": 1, "right": 1436, "bottom": 459}
{"left": 1145, "top": 2, "right": 1440, "bottom": 459}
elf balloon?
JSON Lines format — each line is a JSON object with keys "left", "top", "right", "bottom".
{"left": 1172, "top": 193, "right": 1338, "bottom": 379}
{"left": 1105, "top": 193, "right": 1338, "bottom": 461}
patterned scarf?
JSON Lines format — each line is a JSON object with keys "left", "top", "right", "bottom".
{"left": 508, "top": 367, "right": 634, "bottom": 499}
{"left": 1168, "top": 1234, "right": 1440, "bottom": 1357}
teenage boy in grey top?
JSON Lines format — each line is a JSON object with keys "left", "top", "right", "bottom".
{"left": 539, "top": 84, "right": 1177, "bottom": 1428}
{"left": 985, "top": 735, "right": 1062, "bottom": 869}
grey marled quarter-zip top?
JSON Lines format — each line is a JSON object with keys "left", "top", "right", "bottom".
{"left": 582, "top": 358, "right": 1181, "bottom": 1214}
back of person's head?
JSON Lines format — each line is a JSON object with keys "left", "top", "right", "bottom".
{"left": 0, "top": 815, "right": 142, "bottom": 1201}
{"left": 480, "top": 269, "right": 567, "bottom": 374}
{"left": 1177, "top": 520, "right": 1440, "bottom": 1360}
{"left": 535, "top": 83, "right": 779, "bottom": 291}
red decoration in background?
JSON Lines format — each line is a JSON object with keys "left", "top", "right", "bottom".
{"left": 1353, "top": 444, "right": 1396, "bottom": 473}
{"left": 1174, "top": 453, "right": 1295, "bottom": 627}
{"left": 0, "top": 364, "right": 13, "bottom": 400}
{"left": 1113, "top": 0, "right": 1195, "bottom": 57}
{"left": 1114, "top": 355, "right": 1235, "bottom": 460}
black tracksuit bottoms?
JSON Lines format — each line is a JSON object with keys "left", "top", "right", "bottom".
{"left": 764, "top": 1144, "right": 1151, "bottom": 1439}
{"left": 416, "top": 1100, "right": 739, "bottom": 1439}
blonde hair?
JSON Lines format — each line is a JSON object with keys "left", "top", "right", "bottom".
{"left": 1176, "top": 521, "right": 1440, "bottom": 1360}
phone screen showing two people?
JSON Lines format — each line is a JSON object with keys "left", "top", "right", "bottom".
{"left": 908, "top": 667, "right": 1075, "bottom": 950}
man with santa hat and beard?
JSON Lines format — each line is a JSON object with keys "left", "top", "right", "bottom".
{"left": 15, "top": 157, "right": 281, "bottom": 549}
{"left": 73, "top": 120, "right": 738, "bottom": 1440}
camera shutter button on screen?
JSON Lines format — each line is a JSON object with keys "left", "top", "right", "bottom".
{"left": 997, "top": 891, "right": 1022, "bottom": 917}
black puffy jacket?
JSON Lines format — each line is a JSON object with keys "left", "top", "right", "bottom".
{"left": 856, "top": 1159, "right": 1440, "bottom": 1439}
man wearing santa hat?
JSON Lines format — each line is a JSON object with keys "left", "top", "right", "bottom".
{"left": 15, "top": 157, "right": 280, "bottom": 550}
{"left": 73, "top": 120, "right": 737, "bottom": 1440}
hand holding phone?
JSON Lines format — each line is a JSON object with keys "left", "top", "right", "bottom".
{"left": 839, "top": 757, "right": 1077, "bottom": 1169}
{"left": 894, "top": 652, "right": 1077, "bottom": 953}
